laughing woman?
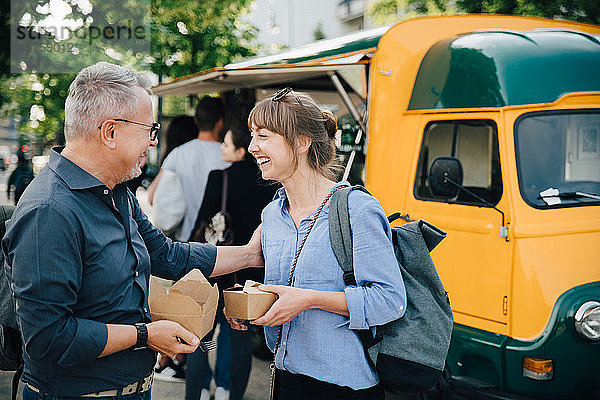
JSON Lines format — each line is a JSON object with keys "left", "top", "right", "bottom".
{"left": 230, "top": 89, "right": 406, "bottom": 400}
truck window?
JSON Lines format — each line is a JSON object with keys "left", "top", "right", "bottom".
{"left": 515, "top": 110, "right": 600, "bottom": 208}
{"left": 414, "top": 120, "right": 502, "bottom": 206}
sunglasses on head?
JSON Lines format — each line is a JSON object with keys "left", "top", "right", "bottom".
{"left": 271, "top": 87, "right": 303, "bottom": 106}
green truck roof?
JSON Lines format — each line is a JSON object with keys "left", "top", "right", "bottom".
{"left": 408, "top": 30, "right": 600, "bottom": 109}
{"left": 225, "top": 24, "right": 391, "bottom": 69}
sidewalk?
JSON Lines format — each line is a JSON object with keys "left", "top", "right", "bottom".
{"left": 151, "top": 354, "right": 271, "bottom": 400}
{"left": 0, "top": 354, "right": 271, "bottom": 400}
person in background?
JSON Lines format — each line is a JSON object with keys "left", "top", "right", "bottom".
{"left": 147, "top": 97, "right": 230, "bottom": 242}
{"left": 7, "top": 150, "right": 34, "bottom": 205}
{"left": 151, "top": 115, "right": 201, "bottom": 382}
{"left": 229, "top": 89, "right": 406, "bottom": 400}
{"left": 188, "top": 125, "right": 276, "bottom": 400}
{"left": 160, "top": 115, "right": 199, "bottom": 166}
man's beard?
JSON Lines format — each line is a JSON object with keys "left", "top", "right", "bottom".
{"left": 118, "top": 163, "right": 142, "bottom": 184}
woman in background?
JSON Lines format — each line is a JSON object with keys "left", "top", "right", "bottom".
{"left": 188, "top": 124, "right": 276, "bottom": 400}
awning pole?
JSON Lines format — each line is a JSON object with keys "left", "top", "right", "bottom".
{"left": 328, "top": 72, "right": 366, "bottom": 182}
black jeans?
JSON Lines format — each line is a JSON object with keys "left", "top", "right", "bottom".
{"left": 275, "top": 369, "right": 384, "bottom": 400}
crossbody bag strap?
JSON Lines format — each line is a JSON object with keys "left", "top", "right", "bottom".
{"left": 270, "top": 185, "right": 343, "bottom": 398}
{"left": 220, "top": 170, "right": 229, "bottom": 213}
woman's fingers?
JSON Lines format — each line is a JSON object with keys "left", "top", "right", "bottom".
{"left": 257, "top": 284, "right": 283, "bottom": 294}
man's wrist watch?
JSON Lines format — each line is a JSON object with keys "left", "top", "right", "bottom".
{"left": 133, "top": 322, "right": 148, "bottom": 350}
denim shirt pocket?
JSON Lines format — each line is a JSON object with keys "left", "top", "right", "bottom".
{"left": 263, "top": 240, "right": 286, "bottom": 285}
{"left": 295, "top": 245, "right": 344, "bottom": 288}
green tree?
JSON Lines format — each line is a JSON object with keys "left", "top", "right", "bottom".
{"left": 313, "top": 23, "right": 326, "bottom": 41}
{"left": 1, "top": 0, "right": 258, "bottom": 149}
{"left": 367, "top": 0, "right": 456, "bottom": 25}
{"left": 150, "top": 0, "right": 258, "bottom": 78}
{"left": 368, "top": 0, "right": 600, "bottom": 25}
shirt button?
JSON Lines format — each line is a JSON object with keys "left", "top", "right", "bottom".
{"left": 135, "top": 271, "right": 139, "bottom": 277}
{"left": 282, "top": 341, "right": 286, "bottom": 346}
{"left": 103, "top": 189, "right": 109, "bottom": 195}
{"left": 143, "top": 307, "right": 148, "bottom": 313}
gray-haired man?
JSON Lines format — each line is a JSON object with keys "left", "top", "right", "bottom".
{"left": 2, "top": 62, "right": 262, "bottom": 400}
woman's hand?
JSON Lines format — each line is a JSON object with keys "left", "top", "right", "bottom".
{"left": 251, "top": 285, "right": 315, "bottom": 326}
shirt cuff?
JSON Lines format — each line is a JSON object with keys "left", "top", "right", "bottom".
{"left": 345, "top": 286, "right": 369, "bottom": 330}
{"left": 188, "top": 242, "right": 217, "bottom": 278}
{"left": 57, "top": 319, "right": 107, "bottom": 368}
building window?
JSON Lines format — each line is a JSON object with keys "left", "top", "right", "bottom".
{"left": 415, "top": 120, "right": 503, "bottom": 206}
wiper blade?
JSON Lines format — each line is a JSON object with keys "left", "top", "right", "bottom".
{"left": 538, "top": 188, "right": 600, "bottom": 205}
{"left": 557, "top": 191, "right": 600, "bottom": 200}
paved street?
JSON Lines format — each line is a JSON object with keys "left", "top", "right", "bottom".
{"left": 0, "top": 354, "right": 271, "bottom": 400}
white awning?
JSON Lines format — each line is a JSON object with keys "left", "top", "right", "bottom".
{"left": 152, "top": 63, "right": 367, "bottom": 97}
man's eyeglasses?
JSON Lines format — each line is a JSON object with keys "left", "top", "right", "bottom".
{"left": 272, "top": 87, "right": 303, "bottom": 106}
{"left": 98, "top": 118, "right": 160, "bottom": 141}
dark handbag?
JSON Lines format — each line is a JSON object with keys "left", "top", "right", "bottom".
{"left": 192, "top": 170, "right": 234, "bottom": 245}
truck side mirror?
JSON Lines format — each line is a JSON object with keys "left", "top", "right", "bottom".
{"left": 428, "top": 157, "right": 463, "bottom": 198}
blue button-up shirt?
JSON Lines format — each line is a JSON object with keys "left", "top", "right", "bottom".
{"left": 2, "top": 147, "right": 217, "bottom": 396}
{"left": 261, "top": 183, "right": 406, "bottom": 390}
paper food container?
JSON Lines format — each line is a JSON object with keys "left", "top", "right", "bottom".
{"left": 223, "top": 280, "right": 278, "bottom": 320}
{"left": 149, "top": 269, "right": 219, "bottom": 339}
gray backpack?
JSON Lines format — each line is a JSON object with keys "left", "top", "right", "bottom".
{"left": 329, "top": 186, "right": 453, "bottom": 395}
{"left": 0, "top": 205, "right": 22, "bottom": 400}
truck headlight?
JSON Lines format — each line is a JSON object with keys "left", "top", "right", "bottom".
{"left": 574, "top": 301, "right": 600, "bottom": 340}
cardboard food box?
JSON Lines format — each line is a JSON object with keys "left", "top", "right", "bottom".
{"left": 223, "top": 280, "right": 278, "bottom": 320}
{"left": 149, "top": 269, "right": 219, "bottom": 339}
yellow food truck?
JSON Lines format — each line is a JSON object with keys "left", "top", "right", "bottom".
{"left": 153, "top": 15, "right": 600, "bottom": 399}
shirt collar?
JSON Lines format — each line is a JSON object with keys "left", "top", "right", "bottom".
{"left": 48, "top": 146, "right": 108, "bottom": 190}
{"left": 273, "top": 180, "right": 351, "bottom": 212}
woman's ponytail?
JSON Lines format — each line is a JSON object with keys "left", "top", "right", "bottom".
{"left": 322, "top": 110, "right": 337, "bottom": 139}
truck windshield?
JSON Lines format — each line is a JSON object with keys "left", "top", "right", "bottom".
{"left": 515, "top": 111, "right": 600, "bottom": 208}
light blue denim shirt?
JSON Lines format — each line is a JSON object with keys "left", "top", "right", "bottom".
{"left": 261, "top": 182, "right": 407, "bottom": 390}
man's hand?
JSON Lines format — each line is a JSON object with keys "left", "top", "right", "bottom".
{"left": 146, "top": 320, "right": 199, "bottom": 357}
{"left": 251, "top": 285, "right": 314, "bottom": 327}
{"left": 245, "top": 224, "right": 264, "bottom": 268}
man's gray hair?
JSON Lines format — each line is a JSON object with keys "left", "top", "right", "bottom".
{"left": 64, "top": 62, "right": 152, "bottom": 141}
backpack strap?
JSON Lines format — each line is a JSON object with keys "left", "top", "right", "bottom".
{"left": 329, "top": 185, "right": 371, "bottom": 286}
{"left": 328, "top": 185, "right": 380, "bottom": 364}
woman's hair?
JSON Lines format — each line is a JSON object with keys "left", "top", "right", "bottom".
{"left": 162, "top": 115, "right": 197, "bottom": 164}
{"left": 248, "top": 90, "right": 338, "bottom": 180}
{"left": 228, "top": 124, "right": 254, "bottom": 162}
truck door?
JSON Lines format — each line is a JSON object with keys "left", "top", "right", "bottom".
{"left": 405, "top": 118, "right": 511, "bottom": 327}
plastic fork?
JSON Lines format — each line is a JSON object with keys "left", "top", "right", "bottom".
{"left": 198, "top": 340, "right": 217, "bottom": 352}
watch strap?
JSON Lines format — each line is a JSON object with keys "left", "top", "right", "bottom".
{"left": 133, "top": 322, "right": 148, "bottom": 350}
